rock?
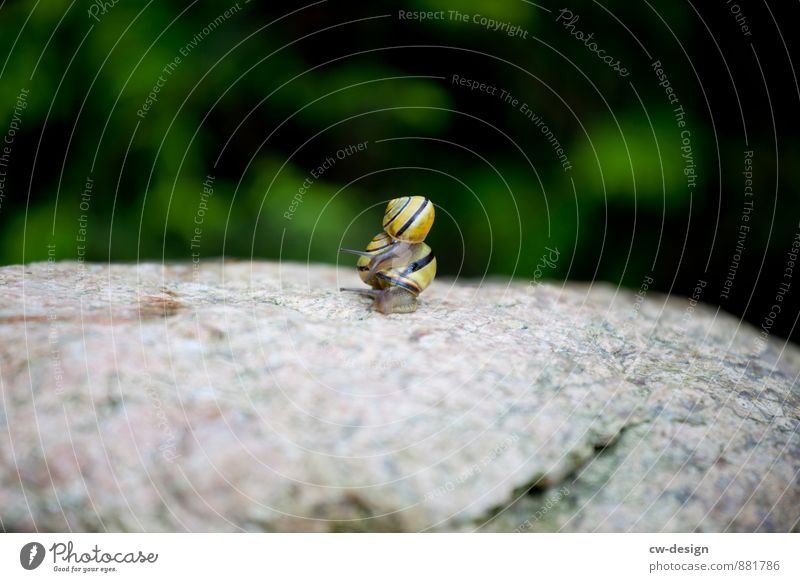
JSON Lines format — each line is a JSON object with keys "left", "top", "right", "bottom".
{"left": 0, "top": 260, "right": 797, "bottom": 532}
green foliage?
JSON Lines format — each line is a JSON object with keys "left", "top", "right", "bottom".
{"left": 0, "top": 0, "right": 794, "bottom": 326}
{"left": 572, "top": 113, "right": 700, "bottom": 209}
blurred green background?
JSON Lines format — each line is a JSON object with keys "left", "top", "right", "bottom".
{"left": 1, "top": 1, "right": 799, "bottom": 341}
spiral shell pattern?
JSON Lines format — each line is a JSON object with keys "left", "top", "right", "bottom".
{"left": 356, "top": 232, "right": 395, "bottom": 287}
{"left": 374, "top": 242, "right": 437, "bottom": 296}
{"left": 382, "top": 196, "right": 435, "bottom": 243}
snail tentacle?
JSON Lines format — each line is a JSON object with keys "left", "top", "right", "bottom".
{"left": 338, "top": 247, "right": 374, "bottom": 257}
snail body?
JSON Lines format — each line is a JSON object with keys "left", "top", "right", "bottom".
{"left": 341, "top": 241, "right": 436, "bottom": 314}
{"left": 340, "top": 196, "right": 437, "bottom": 314}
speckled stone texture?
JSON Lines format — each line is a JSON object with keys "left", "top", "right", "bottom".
{"left": 0, "top": 261, "right": 797, "bottom": 532}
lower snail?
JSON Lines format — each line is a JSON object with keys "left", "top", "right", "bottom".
{"left": 340, "top": 196, "right": 437, "bottom": 314}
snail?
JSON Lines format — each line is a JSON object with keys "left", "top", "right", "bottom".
{"left": 382, "top": 195, "right": 435, "bottom": 243}
{"left": 340, "top": 196, "right": 437, "bottom": 314}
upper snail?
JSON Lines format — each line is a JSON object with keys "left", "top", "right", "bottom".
{"left": 382, "top": 196, "right": 435, "bottom": 243}
{"left": 340, "top": 196, "right": 437, "bottom": 314}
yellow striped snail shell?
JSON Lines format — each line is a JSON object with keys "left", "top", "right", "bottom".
{"left": 340, "top": 197, "right": 437, "bottom": 314}
{"left": 372, "top": 241, "right": 437, "bottom": 296}
{"left": 354, "top": 232, "right": 395, "bottom": 288}
{"left": 382, "top": 195, "right": 435, "bottom": 243}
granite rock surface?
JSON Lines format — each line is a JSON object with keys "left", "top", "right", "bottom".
{"left": 0, "top": 261, "right": 797, "bottom": 532}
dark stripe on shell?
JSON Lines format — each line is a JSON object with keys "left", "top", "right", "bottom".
{"left": 395, "top": 198, "right": 429, "bottom": 238}
{"left": 366, "top": 240, "right": 395, "bottom": 253}
{"left": 401, "top": 251, "right": 435, "bottom": 275}
{"left": 376, "top": 272, "right": 420, "bottom": 294}
{"left": 382, "top": 197, "right": 411, "bottom": 228}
